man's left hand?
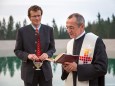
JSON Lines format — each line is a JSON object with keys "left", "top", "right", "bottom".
{"left": 62, "top": 62, "right": 77, "bottom": 72}
{"left": 39, "top": 53, "right": 48, "bottom": 61}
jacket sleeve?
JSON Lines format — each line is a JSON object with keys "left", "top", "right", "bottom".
{"left": 77, "top": 38, "right": 108, "bottom": 81}
{"left": 46, "top": 27, "right": 56, "bottom": 57}
{"left": 14, "top": 28, "right": 29, "bottom": 62}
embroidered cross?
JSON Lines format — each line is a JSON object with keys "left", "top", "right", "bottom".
{"left": 79, "top": 56, "right": 92, "bottom": 64}
{"left": 79, "top": 49, "right": 92, "bottom": 64}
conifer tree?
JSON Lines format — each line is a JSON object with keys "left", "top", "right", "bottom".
{"left": 13, "top": 22, "right": 21, "bottom": 39}
{"left": 0, "top": 18, "right": 6, "bottom": 40}
{"left": 23, "top": 19, "right": 27, "bottom": 27}
{"left": 110, "top": 14, "right": 115, "bottom": 38}
{"left": 6, "top": 16, "right": 14, "bottom": 40}
{"left": 52, "top": 19, "right": 58, "bottom": 39}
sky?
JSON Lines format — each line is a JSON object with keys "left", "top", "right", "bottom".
{"left": 0, "top": 0, "right": 115, "bottom": 27}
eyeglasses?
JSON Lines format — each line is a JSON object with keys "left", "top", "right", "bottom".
{"left": 31, "top": 15, "right": 41, "bottom": 18}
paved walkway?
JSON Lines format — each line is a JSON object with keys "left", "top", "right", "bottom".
{"left": 0, "top": 39, "right": 115, "bottom": 58}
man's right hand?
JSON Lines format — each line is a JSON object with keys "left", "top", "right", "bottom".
{"left": 28, "top": 54, "right": 39, "bottom": 61}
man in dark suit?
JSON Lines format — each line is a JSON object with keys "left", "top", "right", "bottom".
{"left": 14, "top": 5, "right": 56, "bottom": 86}
{"left": 61, "top": 13, "right": 108, "bottom": 86}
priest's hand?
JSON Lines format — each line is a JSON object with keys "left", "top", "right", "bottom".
{"left": 62, "top": 62, "right": 77, "bottom": 72}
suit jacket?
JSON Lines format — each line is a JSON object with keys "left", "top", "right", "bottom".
{"left": 61, "top": 34, "right": 108, "bottom": 86}
{"left": 14, "top": 24, "right": 56, "bottom": 83}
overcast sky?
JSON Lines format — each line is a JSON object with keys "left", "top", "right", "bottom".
{"left": 0, "top": 0, "right": 115, "bottom": 27}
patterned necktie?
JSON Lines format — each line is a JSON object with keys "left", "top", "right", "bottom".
{"left": 36, "top": 28, "right": 42, "bottom": 61}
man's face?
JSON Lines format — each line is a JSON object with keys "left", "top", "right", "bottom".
{"left": 66, "top": 17, "right": 84, "bottom": 39}
{"left": 29, "top": 10, "right": 42, "bottom": 27}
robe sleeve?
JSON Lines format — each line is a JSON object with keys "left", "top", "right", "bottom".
{"left": 77, "top": 38, "right": 108, "bottom": 81}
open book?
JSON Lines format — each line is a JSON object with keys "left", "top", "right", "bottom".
{"left": 46, "top": 53, "right": 79, "bottom": 63}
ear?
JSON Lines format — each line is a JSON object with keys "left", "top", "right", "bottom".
{"left": 28, "top": 16, "right": 31, "bottom": 21}
{"left": 79, "top": 23, "right": 85, "bottom": 29}
{"left": 81, "top": 23, "right": 85, "bottom": 28}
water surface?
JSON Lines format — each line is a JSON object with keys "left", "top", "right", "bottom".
{"left": 0, "top": 56, "right": 115, "bottom": 86}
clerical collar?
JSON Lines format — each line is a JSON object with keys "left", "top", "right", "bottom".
{"left": 31, "top": 24, "right": 41, "bottom": 31}
{"left": 75, "top": 31, "right": 85, "bottom": 40}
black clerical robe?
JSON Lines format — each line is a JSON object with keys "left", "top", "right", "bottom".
{"left": 61, "top": 33, "right": 108, "bottom": 86}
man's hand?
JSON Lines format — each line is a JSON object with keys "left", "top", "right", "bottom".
{"left": 39, "top": 53, "right": 48, "bottom": 61}
{"left": 28, "top": 53, "right": 48, "bottom": 61}
{"left": 28, "top": 54, "right": 39, "bottom": 61}
{"left": 62, "top": 62, "right": 77, "bottom": 73}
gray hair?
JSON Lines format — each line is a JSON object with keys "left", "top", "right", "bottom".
{"left": 68, "top": 13, "right": 85, "bottom": 27}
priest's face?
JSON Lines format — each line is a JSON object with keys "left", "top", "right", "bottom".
{"left": 66, "top": 16, "right": 84, "bottom": 39}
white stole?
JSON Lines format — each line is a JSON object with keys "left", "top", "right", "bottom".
{"left": 65, "top": 33, "right": 98, "bottom": 86}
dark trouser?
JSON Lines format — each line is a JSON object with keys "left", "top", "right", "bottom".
{"left": 24, "top": 70, "right": 52, "bottom": 86}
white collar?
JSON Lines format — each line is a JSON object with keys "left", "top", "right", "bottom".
{"left": 31, "top": 24, "right": 41, "bottom": 31}
{"left": 75, "top": 31, "right": 85, "bottom": 40}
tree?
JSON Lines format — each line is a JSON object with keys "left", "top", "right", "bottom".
{"left": 13, "top": 22, "right": 21, "bottom": 39}
{"left": 0, "top": 21, "right": 1, "bottom": 28}
{"left": 52, "top": 19, "right": 58, "bottom": 39}
{"left": 103, "top": 17, "right": 111, "bottom": 38}
{"left": 85, "top": 13, "right": 115, "bottom": 39}
{"left": 6, "top": 16, "right": 14, "bottom": 40}
{"left": 110, "top": 14, "right": 115, "bottom": 38}
{"left": 59, "top": 26, "right": 69, "bottom": 39}
{"left": 96, "top": 13, "right": 105, "bottom": 38}
{"left": 85, "top": 22, "right": 92, "bottom": 32}
{"left": 0, "top": 21, "right": 2, "bottom": 39}
{"left": 0, "top": 18, "right": 7, "bottom": 40}
{"left": 23, "top": 19, "right": 27, "bottom": 27}
{"left": 0, "top": 13, "right": 115, "bottom": 39}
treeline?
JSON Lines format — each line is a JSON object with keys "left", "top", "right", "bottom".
{"left": 0, "top": 13, "right": 115, "bottom": 40}
{"left": 0, "top": 16, "right": 27, "bottom": 40}
{"left": 85, "top": 13, "right": 115, "bottom": 39}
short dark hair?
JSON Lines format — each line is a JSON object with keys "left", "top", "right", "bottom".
{"left": 28, "top": 5, "right": 43, "bottom": 17}
{"left": 68, "top": 13, "right": 85, "bottom": 27}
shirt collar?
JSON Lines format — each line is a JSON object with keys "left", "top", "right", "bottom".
{"left": 75, "top": 31, "right": 85, "bottom": 40}
{"left": 31, "top": 24, "right": 41, "bottom": 31}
